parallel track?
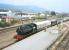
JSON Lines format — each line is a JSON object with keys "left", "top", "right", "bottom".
{"left": 0, "top": 20, "right": 68, "bottom": 50}
{"left": 56, "top": 31, "right": 69, "bottom": 50}
{"left": 0, "top": 25, "right": 21, "bottom": 33}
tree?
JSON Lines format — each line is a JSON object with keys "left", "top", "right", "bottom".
{"left": 51, "top": 11, "right": 56, "bottom": 16}
{"left": 37, "top": 13, "right": 41, "bottom": 17}
{"left": 62, "top": 13, "right": 68, "bottom": 18}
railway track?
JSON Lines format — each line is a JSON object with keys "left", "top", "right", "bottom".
{"left": 56, "top": 21, "right": 69, "bottom": 50}
{"left": 48, "top": 21, "right": 69, "bottom": 50}
{"left": 0, "top": 20, "right": 69, "bottom": 50}
{"left": 0, "top": 25, "right": 22, "bottom": 49}
{"left": 0, "top": 39, "right": 17, "bottom": 50}
{"left": 56, "top": 31, "right": 69, "bottom": 50}
{"left": 0, "top": 25, "right": 21, "bottom": 33}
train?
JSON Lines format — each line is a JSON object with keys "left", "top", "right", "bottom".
{"left": 14, "top": 18, "right": 69, "bottom": 41}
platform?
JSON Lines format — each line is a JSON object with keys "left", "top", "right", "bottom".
{"left": 3, "top": 25, "right": 66, "bottom": 50}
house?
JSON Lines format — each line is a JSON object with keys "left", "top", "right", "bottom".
{"left": 0, "top": 9, "right": 15, "bottom": 22}
{"left": 15, "top": 12, "right": 37, "bottom": 20}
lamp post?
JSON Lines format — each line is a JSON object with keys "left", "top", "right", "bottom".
{"left": 21, "top": 12, "right": 23, "bottom": 24}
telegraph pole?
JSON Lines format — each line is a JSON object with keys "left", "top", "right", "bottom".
{"left": 21, "top": 12, "right": 23, "bottom": 24}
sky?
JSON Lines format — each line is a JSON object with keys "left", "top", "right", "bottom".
{"left": 0, "top": 0, "right": 69, "bottom": 12}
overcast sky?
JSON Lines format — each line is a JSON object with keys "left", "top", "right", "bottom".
{"left": 0, "top": 0, "right": 69, "bottom": 12}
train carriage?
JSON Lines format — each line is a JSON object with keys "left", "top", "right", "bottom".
{"left": 15, "top": 18, "right": 69, "bottom": 41}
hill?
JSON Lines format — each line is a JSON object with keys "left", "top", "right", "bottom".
{"left": 0, "top": 4, "right": 46, "bottom": 13}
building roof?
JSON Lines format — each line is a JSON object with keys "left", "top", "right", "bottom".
{"left": 0, "top": 9, "right": 9, "bottom": 12}
{"left": 1, "top": 16, "right": 14, "bottom": 19}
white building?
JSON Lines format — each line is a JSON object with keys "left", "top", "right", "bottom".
{"left": 15, "top": 12, "right": 37, "bottom": 19}
{"left": 0, "top": 9, "right": 15, "bottom": 22}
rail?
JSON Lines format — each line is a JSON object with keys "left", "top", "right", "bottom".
{"left": 47, "top": 24, "right": 69, "bottom": 50}
{"left": 0, "top": 24, "right": 22, "bottom": 33}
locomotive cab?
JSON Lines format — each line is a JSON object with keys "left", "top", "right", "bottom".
{"left": 15, "top": 23, "right": 37, "bottom": 41}
{"left": 16, "top": 23, "right": 37, "bottom": 35}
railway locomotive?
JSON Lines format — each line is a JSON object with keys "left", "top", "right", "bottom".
{"left": 15, "top": 18, "right": 69, "bottom": 41}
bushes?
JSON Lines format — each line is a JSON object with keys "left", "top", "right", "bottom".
{"left": 10, "top": 20, "right": 18, "bottom": 25}
{"left": 0, "top": 20, "right": 18, "bottom": 27}
{"left": 0, "top": 21, "right": 10, "bottom": 27}
{"left": 32, "top": 16, "right": 46, "bottom": 20}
